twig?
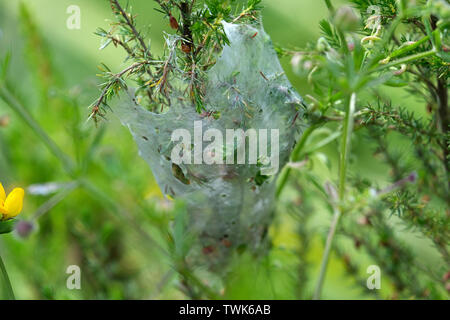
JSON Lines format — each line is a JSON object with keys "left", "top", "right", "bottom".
{"left": 110, "top": 0, "right": 152, "bottom": 61}
{"left": 90, "top": 61, "right": 150, "bottom": 120}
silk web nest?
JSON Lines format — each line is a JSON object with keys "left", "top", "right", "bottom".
{"left": 115, "top": 21, "right": 304, "bottom": 270}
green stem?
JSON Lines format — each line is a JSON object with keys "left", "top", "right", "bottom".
{"left": 313, "top": 93, "right": 356, "bottom": 300}
{"left": 388, "top": 31, "right": 435, "bottom": 60}
{"left": 0, "top": 253, "right": 15, "bottom": 300}
{"left": 32, "top": 181, "right": 79, "bottom": 221}
{"left": 0, "top": 85, "right": 75, "bottom": 175}
{"left": 276, "top": 124, "right": 319, "bottom": 198}
{"left": 313, "top": 207, "right": 341, "bottom": 300}
{"left": 80, "top": 179, "right": 168, "bottom": 256}
{"left": 323, "top": 0, "right": 334, "bottom": 13}
{"left": 338, "top": 94, "right": 356, "bottom": 200}
{"left": 375, "top": 49, "right": 437, "bottom": 72}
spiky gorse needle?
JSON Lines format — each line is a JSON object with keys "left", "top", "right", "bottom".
{"left": 90, "top": 0, "right": 262, "bottom": 123}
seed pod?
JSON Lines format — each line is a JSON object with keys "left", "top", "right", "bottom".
{"left": 169, "top": 15, "right": 179, "bottom": 30}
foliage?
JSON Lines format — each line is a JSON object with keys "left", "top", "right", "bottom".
{"left": 284, "top": 0, "right": 449, "bottom": 299}
{"left": 91, "top": 0, "right": 262, "bottom": 118}
{"left": 0, "top": 0, "right": 448, "bottom": 300}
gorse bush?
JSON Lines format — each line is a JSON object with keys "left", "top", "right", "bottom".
{"left": 0, "top": 0, "right": 448, "bottom": 300}
{"left": 90, "top": 0, "right": 448, "bottom": 299}
{"left": 91, "top": 0, "right": 264, "bottom": 119}
{"left": 95, "top": 0, "right": 306, "bottom": 278}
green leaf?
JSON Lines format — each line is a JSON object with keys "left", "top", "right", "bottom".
{"left": 0, "top": 220, "right": 15, "bottom": 235}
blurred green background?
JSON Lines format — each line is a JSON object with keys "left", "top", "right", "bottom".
{"left": 0, "top": 0, "right": 445, "bottom": 299}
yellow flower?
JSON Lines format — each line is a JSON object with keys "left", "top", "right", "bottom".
{"left": 0, "top": 182, "right": 25, "bottom": 220}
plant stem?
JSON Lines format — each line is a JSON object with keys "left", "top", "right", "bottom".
{"left": 110, "top": 0, "right": 151, "bottom": 60}
{"left": 0, "top": 253, "right": 15, "bottom": 300}
{"left": 313, "top": 93, "right": 356, "bottom": 300}
{"left": 91, "top": 61, "right": 150, "bottom": 119}
{"left": 388, "top": 31, "right": 436, "bottom": 60}
{"left": 338, "top": 93, "right": 356, "bottom": 200}
{"left": 276, "top": 124, "right": 319, "bottom": 198}
{"left": 0, "top": 85, "right": 75, "bottom": 175}
{"left": 375, "top": 49, "right": 437, "bottom": 72}
{"left": 80, "top": 179, "right": 169, "bottom": 256}
{"left": 323, "top": 0, "right": 334, "bottom": 13}
{"left": 31, "top": 181, "right": 79, "bottom": 221}
{"left": 312, "top": 207, "right": 341, "bottom": 300}
{"left": 436, "top": 73, "right": 449, "bottom": 190}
